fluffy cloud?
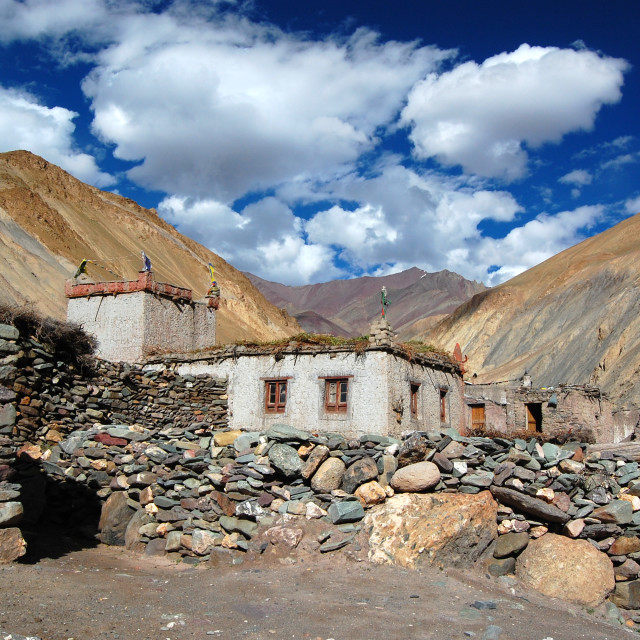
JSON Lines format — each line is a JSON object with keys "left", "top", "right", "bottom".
{"left": 401, "top": 44, "right": 628, "bottom": 180}
{"left": 0, "top": 85, "right": 113, "bottom": 186}
{"left": 0, "top": 0, "right": 110, "bottom": 43}
{"left": 626, "top": 196, "right": 640, "bottom": 214}
{"left": 474, "top": 205, "right": 605, "bottom": 285}
{"left": 80, "top": 13, "right": 451, "bottom": 201}
{"left": 559, "top": 169, "right": 592, "bottom": 186}
{"left": 158, "top": 194, "right": 341, "bottom": 285}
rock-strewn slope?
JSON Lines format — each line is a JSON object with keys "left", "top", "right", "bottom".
{"left": 0, "top": 150, "right": 299, "bottom": 343}
{"left": 424, "top": 212, "right": 640, "bottom": 408}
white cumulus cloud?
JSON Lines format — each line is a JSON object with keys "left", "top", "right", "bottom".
{"left": 81, "top": 13, "right": 452, "bottom": 201}
{"left": 559, "top": 169, "right": 592, "bottom": 186}
{"left": 0, "top": 85, "right": 113, "bottom": 186}
{"left": 401, "top": 44, "right": 628, "bottom": 180}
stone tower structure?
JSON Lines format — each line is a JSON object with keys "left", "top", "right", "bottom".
{"left": 65, "top": 271, "right": 217, "bottom": 363}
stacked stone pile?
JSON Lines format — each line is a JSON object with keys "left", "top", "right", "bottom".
{"left": 0, "top": 322, "right": 227, "bottom": 450}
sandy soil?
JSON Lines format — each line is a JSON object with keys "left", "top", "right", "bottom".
{"left": 0, "top": 533, "right": 632, "bottom": 640}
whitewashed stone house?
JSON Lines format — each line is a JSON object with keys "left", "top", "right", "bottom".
{"left": 149, "top": 333, "right": 464, "bottom": 438}
{"left": 65, "top": 272, "right": 464, "bottom": 437}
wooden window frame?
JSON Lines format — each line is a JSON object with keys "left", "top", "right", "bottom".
{"left": 439, "top": 388, "right": 447, "bottom": 422}
{"left": 323, "top": 377, "right": 350, "bottom": 413}
{"left": 410, "top": 382, "right": 421, "bottom": 417}
{"left": 264, "top": 378, "right": 288, "bottom": 414}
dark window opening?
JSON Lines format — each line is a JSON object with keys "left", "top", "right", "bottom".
{"left": 410, "top": 383, "right": 420, "bottom": 417}
{"left": 526, "top": 403, "right": 542, "bottom": 432}
{"left": 440, "top": 388, "right": 447, "bottom": 422}
{"left": 325, "top": 378, "right": 349, "bottom": 413}
{"left": 265, "top": 379, "right": 287, "bottom": 413}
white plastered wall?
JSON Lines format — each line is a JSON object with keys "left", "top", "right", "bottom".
{"left": 164, "top": 350, "right": 463, "bottom": 438}
{"left": 67, "top": 292, "right": 216, "bottom": 363}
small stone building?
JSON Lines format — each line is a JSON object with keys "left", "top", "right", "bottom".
{"left": 66, "top": 271, "right": 217, "bottom": 363}
{"left": 146, "top": 321, "right": 464, "bottom": 439}
{"left": 464, "top": 380, "right": 636, "bottom": 443}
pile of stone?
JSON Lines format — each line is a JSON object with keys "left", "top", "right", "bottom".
{"left": 16, "top": 421, "right": 640, "bottom": 566}
{"left": 0, "top": 322, "right": 228, "bottom": 452}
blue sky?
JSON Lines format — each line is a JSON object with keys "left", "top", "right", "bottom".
{"left": 0, "top": 0, "right": 638, "bottom": 286}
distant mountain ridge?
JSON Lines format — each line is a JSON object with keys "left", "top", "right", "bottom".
{"left": 246, "top": 267, "right": 486, "bottom": 337}
{"left": 0, "top": 150, "right": 299, "bottom": 344}
{"left": 423, "top": 211, "right": 640, "bottom": 409}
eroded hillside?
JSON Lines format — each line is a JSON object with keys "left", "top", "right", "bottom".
{"left": 425, "top": 212, "right": 640, "bottom": 408}
{"left": 0, "top": 150, "right": 299, "bottom": 343}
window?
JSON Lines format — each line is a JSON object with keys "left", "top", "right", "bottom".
{"left": 440, "top": 388, "right": 447, "bottom": 422}
{"left": 410, "top": 383, "right": 420, "bottom": 417}
{"left": 324, "top": 378, "right": 349, "bottom": 413}
{"left": 265, "top": 379, "right": 287, "bottom": 413}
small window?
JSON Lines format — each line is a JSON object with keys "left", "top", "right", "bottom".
{"left": 265, "top": 379, "right": 287, "bottom": 413}
{"left": 440, "top": 388, "right": 447, "bottom": 422}
{"left": 324, "top": 378, "right": 349, "bottom": 413}
{"left": 410, "top": 383, "right": 420, "bottom": 417}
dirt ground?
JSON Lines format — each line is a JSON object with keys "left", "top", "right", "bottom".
{"left": 0, "top": 530, "right": 634, "bottom": 640}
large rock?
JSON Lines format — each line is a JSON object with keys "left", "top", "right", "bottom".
{"left": 124, "top": 509, "right": 154, "bottom": 551}
{"left": 268, "top": 443, "right": 303, "bottom": 478}
{"left": 342, "top": 457, "right": 379, "bottom": 494}
{"left": 516, "top": 533, "right": 615, "bottom": 606}
{"left": 98, "top": 491, "right": 135, "bottom": 546}
{"left": 311, "top": 457, "right": 346, "bottom": 492}
{"left": 0, "top": 527, "right": 27, "bottom": 563}
{"left": 0, "top": 501, "right": 23, "bottom": 527}
{"left": 301, "top": 445, "right": 329, "bottom": 479}
{"left": 490, "top": 486, "right": 570, "bottom": 524}
{"left": 265, "top": 424, "right": 311, "bottom": 442}
{"left": 390, "top": 461, "right": 440, "bottom": 492}
{"left": 364, "top": 491, "right": 497, "bottom": 569}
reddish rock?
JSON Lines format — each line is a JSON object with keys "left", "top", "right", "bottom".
{"left": 516, "top": 533, "right": 615, "bottom": 606}
{"left": 301, "top": 445, "right": 329, "bottom": 479}
{"left": 355, "top": 481, "right": 387, "bottom": 506}
{"left": 610, "top": 536, "right": 640, "bottom": 556}
{"left": 264, "top": 526, "right": 303, "bottom": 549}
{"left": 0, "top": 464, "right": 16, "bottom": 481}
{"left": 211, "top": 491, "right": 236, "bottom": 516}
{"left": 364, "top": 491, "right": 497, "bottom": 569}
{"left": 94, "top": 432, "right": 128, "bottom": 446}
{"left": 0, "top": 527, "right": 27, "bottom": 563}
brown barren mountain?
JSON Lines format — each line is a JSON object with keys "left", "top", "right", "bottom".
{"left": 0, "top": 150, "right": 299, "bottom": 344}
{"left": 424, "top": 211, "right": 640, "bottom": 408}
{"left": 247, "top": 267, "right": 485, "bottom": 337}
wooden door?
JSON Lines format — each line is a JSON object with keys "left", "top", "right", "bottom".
{"left": 471, "top": 404, "right": 485, "bottom": 430}
{"left": 526, "top": 403, "right": 542, "bottom": 432}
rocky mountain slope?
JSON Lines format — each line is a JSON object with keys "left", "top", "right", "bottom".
{"left": 424, "top": 212, "right": 640, "bottom": 408}
{"left": 0, "top": 150, "right": 299, "bottom": 344}
{"left": 247, "top": 267, "right": 485, "bottom": 337}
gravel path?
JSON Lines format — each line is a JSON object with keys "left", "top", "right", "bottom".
{"left": 0, "top": 542, "right": 632, "bottom": 640}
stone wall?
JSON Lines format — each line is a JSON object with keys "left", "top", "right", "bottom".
{"left": 0, "top": 321, "right": 228, "bottom": 560}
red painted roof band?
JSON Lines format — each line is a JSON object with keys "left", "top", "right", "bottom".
{"left": 65, "top": 271, "right": 193, "bottom": 301}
